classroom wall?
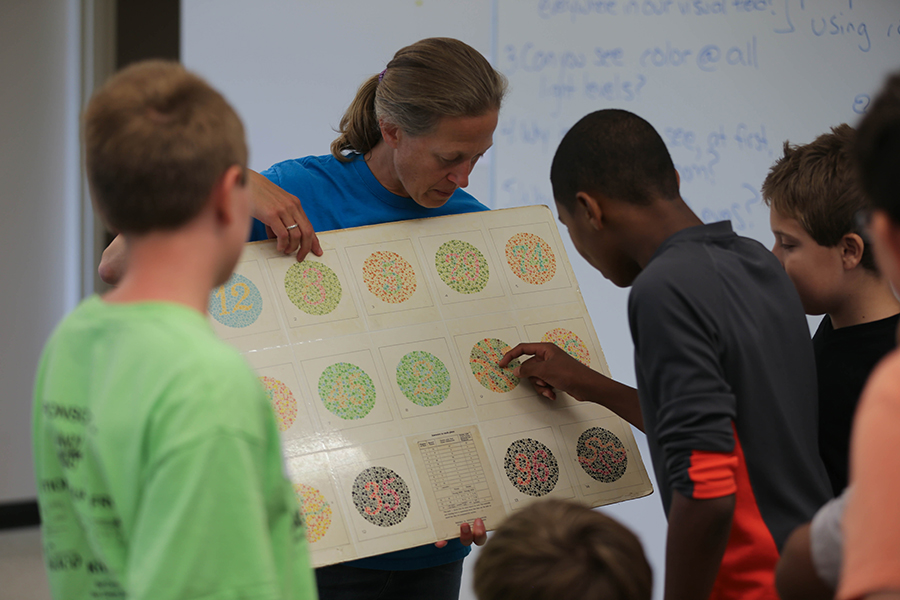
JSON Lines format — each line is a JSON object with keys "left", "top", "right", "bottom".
{"left": 0, "top": 0, "right": 82, "bottom": 504}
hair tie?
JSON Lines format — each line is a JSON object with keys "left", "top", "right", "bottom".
{"left": 378, "top": 69, "right": 387, "bottom": 83}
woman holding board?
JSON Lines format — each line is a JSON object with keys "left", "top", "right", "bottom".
{"left": 250, "top": 36, "right": 505, "bottom": 600}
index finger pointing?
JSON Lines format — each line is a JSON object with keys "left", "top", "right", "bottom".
{"left": 499, "top": 343, "right": 541, "bottom": 367}
{"left": 294, "top": 220, "right": 322, "bottom": 262}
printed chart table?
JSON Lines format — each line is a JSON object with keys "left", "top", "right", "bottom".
{"left": 209, "top": 205, "right": 653, "bottom": 566}
{"left": 416, "top": 432, "right": 493, "bottom": 520}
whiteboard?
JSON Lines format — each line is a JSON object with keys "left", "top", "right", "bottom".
{"left": 181, "top": 0, "right": 494, "bottom": 200}
{"left": 493, "top": 0, "right": 899, "bottom": 227}
{"left": 492, "top": 0, "right": 899, "bottom": 389}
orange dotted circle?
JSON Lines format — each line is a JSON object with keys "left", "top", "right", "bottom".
{"left": 505, "top": 233, "right": 556, "bottom": 285}
{"left": 294, "top": 483, "right": 332, "bottom": 543}
{"left": 541, "top": 328, "right": 591, "bottom": 366}
{"left": 259, "top": 376, "right": 298, "bottom": 432}
{"left": 363, "top": 251, "right": 417, "bottom": 303}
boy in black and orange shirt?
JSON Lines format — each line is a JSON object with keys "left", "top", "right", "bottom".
{"left": 501, "top": 109, "right": 832, "bottom": 600}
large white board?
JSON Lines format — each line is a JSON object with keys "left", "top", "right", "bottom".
{"left": 211, "top": 206, "right": 652, "bottom": 566}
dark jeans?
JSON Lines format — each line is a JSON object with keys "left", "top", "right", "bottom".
{"left": 315, "top": 559, "right": 465, "bottom": 600}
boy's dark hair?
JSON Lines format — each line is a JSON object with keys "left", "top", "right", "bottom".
{"left": 84, "top": 60, "right": 247, "bottom": 234}
{"left": 550, "top": 109, "right": 679, "bottom": 209}
{"left": 856, "top": 72, "right": 900, "bottom": 223}
{"left": 473, "top": 499, "right": 652, "bottom": 600}
{"left": 762, "top": 124, "right": 876, "bottom": 271}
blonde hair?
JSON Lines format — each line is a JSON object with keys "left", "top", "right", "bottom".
{"left": 331, "top": 37, "right": 507, "bottom": 161}
{"left": 474, "top": 499, "right": 652, "bottom": 600}
{"left": 84, "top": 60, "right": 247, "bottom": 234}
{"left": 762, "top": 124, "right": 876, "bottom": 271}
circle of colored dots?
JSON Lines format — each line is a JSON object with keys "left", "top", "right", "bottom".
{"left": 284, "top": 261, "right": 342, "bottom": 316}
{"left": 396, "top": 351, "right": 451, "bottom": 407}
{"left": 469, "top": 338, "right": 520, "bottom": 393}
{"left": 318, "top": 363, "right": 377, "bottom": 420}
{"left": 209, "top": 273, "right": 263, "bottom": 328}
{"left": 505, "top": 232, "right": 557, "bottom": 285}
{"left": 434, "top": 240, "right": 490, "bottom": 294}
{"left": 259, "top": 376, "right": 298, "bottom": 432}
{"left": 362, "top": 251, "right": 417, "bottom": 304}
{"left": 576, "top": 427, "right": 628, "bottom": 483}
{"left": 541, "top": 328, "right": 591, "bottom": 366}
{"left": 351, "top": 466, "right": 411, "bottom": 527}
{"left": 294, "top": 483, "right": 332, "bottom": 543}
{"left": 503, "top": 438, "right": 559, "bottom": 497}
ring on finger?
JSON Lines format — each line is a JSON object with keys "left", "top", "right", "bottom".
{"left": 285, "top": 223, "right": 300, "bottom": 231}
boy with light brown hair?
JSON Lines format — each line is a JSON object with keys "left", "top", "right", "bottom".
{"left": 473, "top": 499, "right": 652, "bottom": 600}
{"left": 763, "top": 123, "right": 900, "bottom": 496}
{"left": 32, "top": 60, "right": 317, "bottom": 599}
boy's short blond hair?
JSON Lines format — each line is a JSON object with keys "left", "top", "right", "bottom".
{"left": 473, "top": 499, "right": 652, "bottom": 600}
{"left": 84, "top": 60, "right": 247, "bottom": 234}
{"left": 762, "top": 124, "right": 875, "bottom": 271}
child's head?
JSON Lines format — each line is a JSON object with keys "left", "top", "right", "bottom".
{"left": 84, "top": 60, "right": 248, "bottom": 237}
{"left": 762, "top": 124, "right": 874, "bottom": 316}
{"left": 473, "top": 499, "right": 652, "bottom": 600}
{"left": 856, "top": 72, "right": 900, "bottom": 289}
{"left": 551, "top": 109, "right": 679, "bottom": 210}
{"left": 549, "top": 109, "right": 680, "bottom": 287}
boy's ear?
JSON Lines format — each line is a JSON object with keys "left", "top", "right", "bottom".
{"left": 211, "top": 165, "right": 246, "bottom": 226}
{"left": 574, "top": 191, "right": 604, "bottom": 231}
{"left": 839, "top": 232, "right": 865, "bottom": 270}
{"left": 380, "top": 119, "right": 401, "bottom": 149}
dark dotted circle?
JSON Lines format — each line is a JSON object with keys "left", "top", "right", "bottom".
{"left": 576, "top": 427, "right": 628, "bottom": 483}
{"left": 351, "top": 466, "right": 411, "bottom": 527}
{"left": 503, "top": 438, "right": 559, "bottom": 497}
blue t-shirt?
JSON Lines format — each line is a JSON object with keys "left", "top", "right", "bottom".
{"left": 253, "top": 153, "right": 488, "bottom": 571}
{"left": 251, "top": 152, "right": 488, "bottom": 238}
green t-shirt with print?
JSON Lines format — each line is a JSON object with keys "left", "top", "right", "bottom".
{"left": 33, "top": 296, "right": 317, "bottom": 600}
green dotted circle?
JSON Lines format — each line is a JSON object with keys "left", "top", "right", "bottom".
{"left": 285, "top": 261, "right": 342, "bottom": 315}
{"left": 435, "top": 240, "right": 490, "bottom": 294}
{"left": 318, "top": 363, "right": 376, "bottom": 420}
{"left": 396, "top": 351, "right": 451, "bottom": 407}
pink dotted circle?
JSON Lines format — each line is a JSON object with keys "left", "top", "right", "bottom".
{"left": 259, "top": 376, "right": 298, "bottom": 432}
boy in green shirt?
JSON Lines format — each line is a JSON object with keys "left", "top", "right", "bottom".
{"left": 32, "top": 60, "right": 317, "bottom": 600}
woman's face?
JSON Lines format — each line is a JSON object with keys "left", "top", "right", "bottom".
{"left": 383, "top": 109, "right": 498, "bottom": 208}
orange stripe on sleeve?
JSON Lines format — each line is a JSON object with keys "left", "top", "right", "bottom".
{"left": 688, "top": 449, "right": 739, "bottom": 499}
